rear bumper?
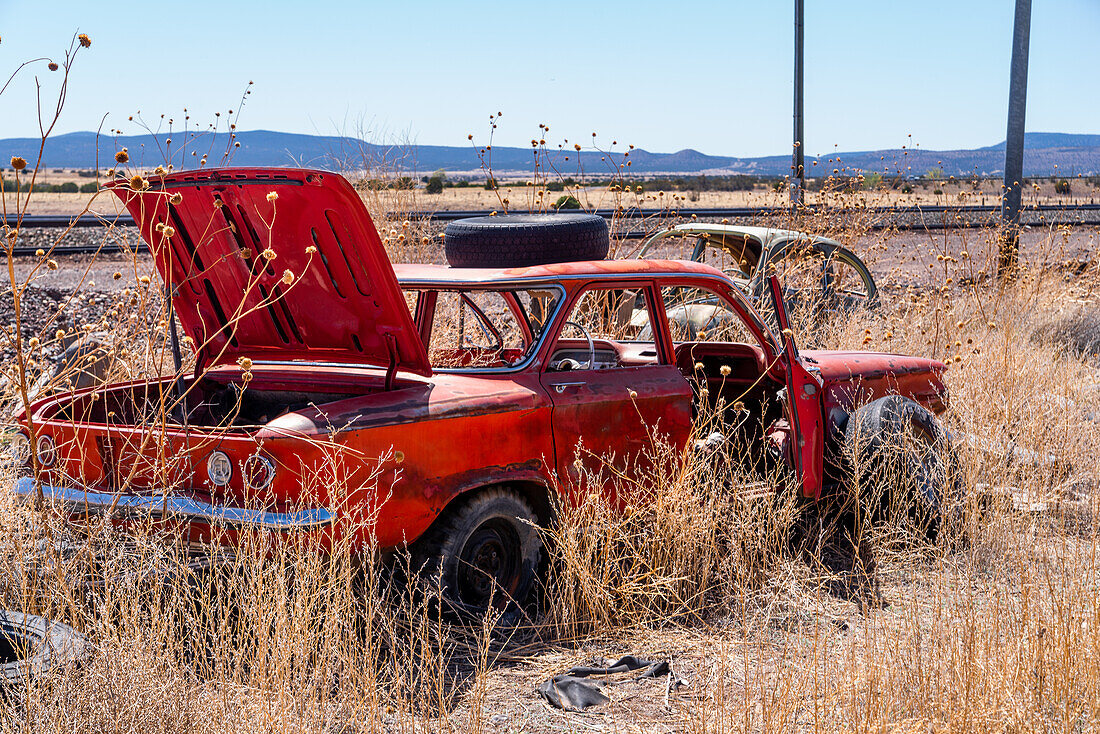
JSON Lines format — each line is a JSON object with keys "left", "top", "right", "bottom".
{"left": 13, "top": 477, "right": 334, "bottom": 530}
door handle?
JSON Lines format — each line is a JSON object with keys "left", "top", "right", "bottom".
{"left": 553, "top": 382, "right": 586, "bottom": 394}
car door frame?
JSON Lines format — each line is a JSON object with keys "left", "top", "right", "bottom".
{"left": 651, "top": 271, "right": 826, "bottom": 499}
{"left": 766, "top": 275, "right": 826, "bottom": 498}
{"left": 538, "top": 279, "right": 693, "bottom": 500}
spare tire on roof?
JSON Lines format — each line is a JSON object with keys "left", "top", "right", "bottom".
{"left": 444, "top": 214, "right": 609, "bottom": 268}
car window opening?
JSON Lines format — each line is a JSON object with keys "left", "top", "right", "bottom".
{"left": 405, "top": 286, "right": 562, "bottom": 371}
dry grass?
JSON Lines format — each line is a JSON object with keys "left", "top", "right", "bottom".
{"left": 5, "top": 44, "right": 1100, "bottom": 733}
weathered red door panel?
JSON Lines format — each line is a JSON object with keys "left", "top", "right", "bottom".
{"left": 767, "top": 276, "right": 825, "bottom": 498}
{"left": 541, "top": 365, "right": 693, "bottom": 503}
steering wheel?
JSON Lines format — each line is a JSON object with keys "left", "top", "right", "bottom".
{"left": 561, "top": 320, "right": 596, "bottom": 370}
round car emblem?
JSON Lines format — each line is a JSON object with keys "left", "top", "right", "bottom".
{"left": 206, "top": 450, "right": 233, "bottom": 487}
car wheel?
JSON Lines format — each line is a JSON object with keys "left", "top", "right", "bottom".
{"left": 413, "top": 488, "right": 542, "bottom": 615}
{"left": 444, "top": 214, "right": 608, "bottom": 268}
{"left": 0, "top": 610, "right": 86, "bottom": 685}
{"left": 844, "top": 395, "right": 961, "bottom": 538}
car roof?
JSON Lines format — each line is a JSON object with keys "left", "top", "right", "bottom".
{"left": 666, "top": 223, "right": 840, "bottom": 245}
{"left": 639, "top": 223, "right": 842, "bottom": 252}
{"left": 393, "top": 258, "right": 728, "bottom": 285}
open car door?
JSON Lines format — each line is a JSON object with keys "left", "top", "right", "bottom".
{"left": 767, "top": 275, "right": 825, "bottom": 499}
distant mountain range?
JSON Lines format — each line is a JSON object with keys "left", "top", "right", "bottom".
{"left": 3, "top": 130, "right": 1098, "bottom": 178}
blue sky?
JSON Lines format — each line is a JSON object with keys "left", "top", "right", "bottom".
{"left": 1, "top": 0, "right": 1097, "bottom": 157}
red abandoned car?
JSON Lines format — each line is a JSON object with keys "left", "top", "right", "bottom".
{"left": 11, "top": 168, "right": 953, "bottom": 611}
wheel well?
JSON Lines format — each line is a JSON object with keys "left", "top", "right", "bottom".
{"left": 447, "top": 480, "right": 555, "bottom": 528}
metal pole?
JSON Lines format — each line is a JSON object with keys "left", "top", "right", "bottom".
{"left": 999, "top": 0, "right": 1032, "bottom": 279}
{"left": 791, "top": 0, "right": 805, "bottom": 210}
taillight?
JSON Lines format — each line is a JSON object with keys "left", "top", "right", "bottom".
{"left": 8, "top": 432, "right": 30, "bottom": 467}
{"left": 35, "top": 434, "right": 57, "bottom": 467}
{"left": 243, "top": 454, "right": 276, "bottom": 492}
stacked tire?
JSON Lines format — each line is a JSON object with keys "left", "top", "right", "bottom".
{"left": 444, "top": 214, "right": 609, "bottom": 268}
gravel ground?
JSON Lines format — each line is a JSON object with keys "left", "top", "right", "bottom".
{"left": 1, "top": 228, "right": 163, "bottom": 375}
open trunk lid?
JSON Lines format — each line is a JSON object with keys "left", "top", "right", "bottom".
{"left": 107, "top": 167, "right": 431, "bottom": 376}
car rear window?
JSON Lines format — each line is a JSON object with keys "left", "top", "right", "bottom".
{"left": 403, "top": 287, "right": 562, "bottom": 370}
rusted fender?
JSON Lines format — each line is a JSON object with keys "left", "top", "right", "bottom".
{"left": 805, "top": 349, "right": 949, "bottom": 422}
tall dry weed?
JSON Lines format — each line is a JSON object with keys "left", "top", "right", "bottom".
{"left": 4, "top": 41, "right": 1100, "bottom": 731}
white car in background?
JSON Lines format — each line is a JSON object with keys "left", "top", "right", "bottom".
{"left": 636, "top": 224, "right": 879, "bottom": 319}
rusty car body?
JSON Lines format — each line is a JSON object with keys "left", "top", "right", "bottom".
{"left": 637, "top": 223, "right": 879, "bottom": 314}
{"left": 10, "top": 168, "right": 947, "bottom": 608}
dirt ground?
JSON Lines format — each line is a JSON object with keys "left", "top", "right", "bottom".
{"left": 444, "top": 561, "right": 975, "bottom": 732}
{"left": 8, "top": 225, "right": 1096, "bottom": 297}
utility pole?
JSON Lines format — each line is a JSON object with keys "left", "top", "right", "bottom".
{"left": 791, "top": 0, "right": 805, "bottom": 210}
{"left": 999, "top": 0, "right": 1032, "bottom": 279}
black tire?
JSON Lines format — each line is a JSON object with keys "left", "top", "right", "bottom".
{"left": 444, "top": 214, "right": 609, "bottom": 268}
{"left": 412, "top": 488, "right": 542, "bottom": 615}
{"left": 0, "top": 611, "right": 86, "bottom": 685}
{"left": 844, "top": 395, "right": 961, "bottom": 536}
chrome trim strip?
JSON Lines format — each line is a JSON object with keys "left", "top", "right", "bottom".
{"left": 12, "top": 477, "right": 334, "bottom": 530}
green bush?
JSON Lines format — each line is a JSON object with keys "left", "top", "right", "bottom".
{"left": 484, "top": 177, "right": 497, "bottom": 191}
{"left": 546, "top": 181, "right": 565, "bottom": 192}
{"left": 862, "top": 172, "right": 883, "bottom": 190}
{"left": 425, "top": 169, "right": 445, "bottom": 195}
{"left": 59, "top": 181, "right": 79, "bottom": 193}
{"left": 1054, "top": 179, "right": 1071, "bottom": 195}
{"left": 901, "top": 183, "right": 914, "bottom": 194}
{"left": 554, "top": 195, "right": 581, "bottom": 210}
{"left": 79, "top": 182, "right": 98, "bottom": 194}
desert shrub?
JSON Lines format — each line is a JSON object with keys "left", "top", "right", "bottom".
{"left": 59, "top": 181, "right": 78, "bottom": 193}
{"left": 554, "top": 194, "right": 580, "bottom": 210}
{"left": 544, "top": 422, "right": 802, "bottom": 635}
{"left": 425, "top": 169, "right": 445, "bottom": 195}
{"left": 79, "top": 182, "right": 98, "bottom": 194}
{"left": 1054, "top": 179, "right": 1071, "bottom": 195}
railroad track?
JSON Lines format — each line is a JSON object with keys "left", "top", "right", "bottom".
{"left": 6, "top": 203, "right": 1100, "bottom": 256}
